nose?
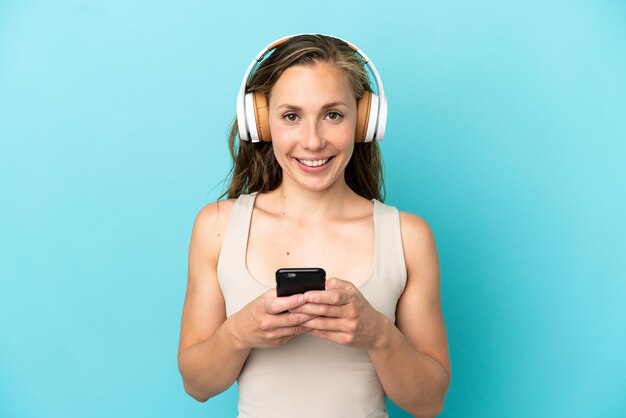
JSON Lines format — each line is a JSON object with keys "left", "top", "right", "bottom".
{"left": 302, "top": 120, "right": 325, "bottom": 151}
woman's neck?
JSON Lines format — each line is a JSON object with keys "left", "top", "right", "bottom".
{"left": 265, "top": 180, "right": 361, "bottom": 222}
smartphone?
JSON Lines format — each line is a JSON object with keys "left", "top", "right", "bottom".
{"left": 276, "top": 268, "right": 326, "bottom": 297}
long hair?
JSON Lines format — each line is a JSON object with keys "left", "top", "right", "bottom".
{"left": 222, "top": 34, "right": 385, "bottom": 201}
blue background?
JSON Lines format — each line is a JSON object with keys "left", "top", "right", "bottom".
{"left": 1, "top": 1, "right": 625, "bottom": 417}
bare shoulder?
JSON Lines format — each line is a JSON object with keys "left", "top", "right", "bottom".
{"left": 193, "top": 199, "right": 236, "bottom": 230}
{"left": 399, "top": 211, "right": 437, "bottom": 256}
{"left": 397, "top": 211, "right": 439, "bottom": 292}
{"left": 190, "top": 199, "right": 237, "bottom": 265}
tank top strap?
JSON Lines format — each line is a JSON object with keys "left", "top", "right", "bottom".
{"left": 372, "top": 200, "right": 407, "bottom": 295}
{"left": 217, "top": 193, "right": 257, "bottom": 280}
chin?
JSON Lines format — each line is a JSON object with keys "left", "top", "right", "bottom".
{"left": 298, "top": 178, "right": 344, "bottom": 193}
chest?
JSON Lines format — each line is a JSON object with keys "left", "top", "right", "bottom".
{"left": 246, "top": 213, "right": 375, "bottom": 287}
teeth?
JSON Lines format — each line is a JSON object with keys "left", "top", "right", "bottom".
{"left": 298, "top": 158, "right": 329, "bottom": 167}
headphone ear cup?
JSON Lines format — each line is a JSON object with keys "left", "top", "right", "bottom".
{"left": 244, "top": 91, "right": 271, "bottom": 142}
{"left": 244, "top": 92, "right": 258, "bottom": 142}
{"left": 356, "top": 91, "right": 372, "bottom": 143}
{"left": 356, "top": 91, "right": 380, "bottom": 142}
{"left": 253, "top": 91, "right": 272, "bottom": 142}
{"left": 364, "top": 93, "right": 379, "bottom": 142}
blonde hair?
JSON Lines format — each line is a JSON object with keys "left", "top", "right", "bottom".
{"left": 222, "top": 34, "right": 385, "bottom": 201}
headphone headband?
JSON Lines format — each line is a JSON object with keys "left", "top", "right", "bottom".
{"left": 236, "top": 34, "right": 387, "bottom": 143}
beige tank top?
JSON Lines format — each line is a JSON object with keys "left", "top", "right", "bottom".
{"left": 217, "top": 193, "right": 407, "bottom": 418}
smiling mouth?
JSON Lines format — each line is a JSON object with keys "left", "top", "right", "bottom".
{"left": 296, "top": 157, "right": 332, "bottom": 167}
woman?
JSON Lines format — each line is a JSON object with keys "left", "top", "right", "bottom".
{"left": 178, "top": 34, "right": 450, "bottom": 417}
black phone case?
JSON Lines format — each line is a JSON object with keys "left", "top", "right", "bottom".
{"left": 276, "top": 268, "right": 326, "bottom": 297}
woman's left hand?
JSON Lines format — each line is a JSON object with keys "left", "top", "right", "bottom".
{"left": 291, "top": 278, "right": 389, "bottom": 349}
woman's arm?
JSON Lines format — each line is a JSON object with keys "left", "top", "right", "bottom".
{"left": 178, "top": 202, "right": 314, "bottom": 402}
{"left": 296, "top": 212, "right": 450, "bottom": 417}
{"left": 178, "top": 201, "right": 247, "bottom": 401}
{"left": 368, "top": 212, "right": 450, "bottom": 416}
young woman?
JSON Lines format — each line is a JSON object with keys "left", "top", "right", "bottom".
{"left": 178, "top": 34, "right": 450, "bottom": 418}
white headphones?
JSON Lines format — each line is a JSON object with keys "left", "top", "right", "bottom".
{"left": 236, "top": 34, "right": 387, "bottom": 143}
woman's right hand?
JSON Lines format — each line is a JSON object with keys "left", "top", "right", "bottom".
{"left": 224, "top": 290, "right": 316, "bottom": 350}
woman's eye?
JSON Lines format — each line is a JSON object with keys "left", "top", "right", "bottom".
{"left": 283, "top": 113, "right": 298, "bottom": 122}
{"left": 327, "top": 111, "right": 343, "bottom": 120}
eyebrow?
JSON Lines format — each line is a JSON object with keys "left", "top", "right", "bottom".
{"left": 276, "top": 101, "right": 348, "bottom": 111}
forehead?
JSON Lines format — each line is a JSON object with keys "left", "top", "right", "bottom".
{"left": 270, "top": 62, "right": 355, "bottom": 105}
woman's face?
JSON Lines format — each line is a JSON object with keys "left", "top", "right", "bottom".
{"left": 268, "top": 61, "right": 358, "bottom": 193}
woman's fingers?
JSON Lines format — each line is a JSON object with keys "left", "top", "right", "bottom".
{"left": 301, "top": 316, "right": 356, "bottom": 333}
{"left": 302, "top": 278, "right": 357, "bottom": 305}
{"left": 264, "top": 293, "right": 306, "bottom": 314}
{"left": 303, "top": 288, "right": 351, "bottom": 306}
{"left": 242, "top": 280, "right": 374, "bottom": 348}
{"left": 292, "top": 278, "right": 363, "bottom": 317}
{"left": 290, "top": 302, "right": 344, "bottom": 317}
{"left": 324, "top": 277, "right": 353, "bottom": 290}
{"left": 290, "top": 279, "right": 386, "bottom": 348}
{"left": 272, "top": 312, "right": 318, "bottom": 328}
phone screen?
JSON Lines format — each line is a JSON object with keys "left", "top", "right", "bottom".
{"left": 275, "top": 268, "right": 326, "bottom": 297}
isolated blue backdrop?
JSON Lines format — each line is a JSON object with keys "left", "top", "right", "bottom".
{"left": 1, "top": 1, "right": 625, "bottom": 417}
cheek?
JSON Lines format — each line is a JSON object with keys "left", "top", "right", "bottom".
{"left": 345, "top": 143, "right": 356, "bottom": 161}
{"left": 338, "top": 126, "right": 357, "bottom": 151}
{"left": 335, "top": 117, "right": 358, "bottom": 143}
{"left": 271, "top": 138, "right": 292, "bottom": 167}
{"left": 269, "top": 121, "right": 297, "bottom": 146}
{"left": 269, "top": 123, "right": 288, "bottom": 152}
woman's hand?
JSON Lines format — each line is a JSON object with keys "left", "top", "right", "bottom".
{"left": 226, "top": 290, "right": 317, "bottom": 350}
{"left": 293, "top": 278, "right": 389, "bottom": 349}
